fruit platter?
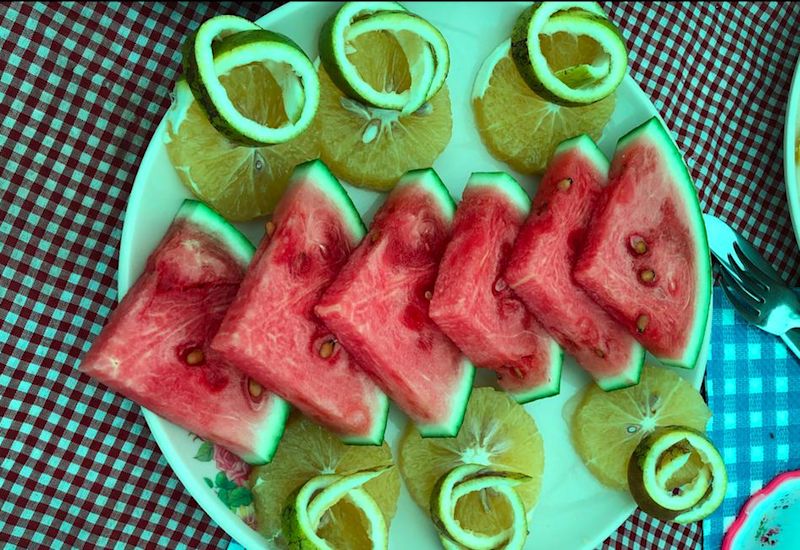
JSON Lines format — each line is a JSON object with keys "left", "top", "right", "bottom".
{"left": 80, "top": 2, "right": 727, "bottom": 549}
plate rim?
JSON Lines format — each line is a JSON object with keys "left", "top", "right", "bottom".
{"left": 784, "top": 54, "right": 800, "bottom": 248}
{"left": 116, "top": 2, "right": 710, "bottom": 549}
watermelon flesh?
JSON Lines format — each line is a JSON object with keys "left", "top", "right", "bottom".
{"left": 429, "top": 172, "right": 562, "bottom": 403}
{"left": 210, "top": 161, "right": 389, "bottom": 445}
{"left": 316, "top": 169, "right": 475, "bottom": 437}
{"left": 504, "top": 136, "right": 645, "bottom": 390}
{"left": 573, "top": 118, "right": 711, "bottom": 368}
{"left": 79, "top": 200, "right": 289, "bottom": 464}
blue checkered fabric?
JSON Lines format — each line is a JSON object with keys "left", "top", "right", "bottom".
{"left": 704, "top": 288, "right": 800, "bottom": 547}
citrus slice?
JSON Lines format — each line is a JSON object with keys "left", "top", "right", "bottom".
{"left": 249, "top": 413, "right": 400, "bottom": 547}
{"left": 182, "top": 15, "right": 319, "bottom": 145}
{"left": 283, "top": 471, "right": 390, "bottom": 550}
{"left": 165, "top": 62, "right": 320, "bottom": 221}
{"left": 571, "top": 365, "right": 712, "bottom": 490}
{"left": 319, "top": 2, "right": 449, "bottom": 113}
{"left": 398, "top": 387, "right": 544, "bottom": 538}
{"left": 431, "top": 464, "right": 530, "bottom": 550}
{"left": 510, "top": 2, "right": 627, "bottom": 105}
{"left": 473, "top": 39, "right": 615, "bottom": 174}
{"left": 316, "top": 29, "right": 452, "bottom": 190}
{"left": 628, "top": 426, "right": 727, "bottom": 524}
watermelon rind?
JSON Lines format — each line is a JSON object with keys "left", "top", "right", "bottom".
{"left": 341, "top": 391, "right": 390, "bottom": 446}
{"left": 593, "top": 343, "right": 645, "bottom": 391}
{"left": 509, "top": 339, "right": 564, "bottom": 404}
{"left": 466, "top": 171, "right": 531, "bottom": 214}
{"left": 293, "top": 159, "right": 367, "bottom": 241}
{"left": 177, "top": 199, "right": 291, "bottom": 464}
{"left": 240, "top": 398, "right": 291, "bottom": 464}
{"left": 416, "top": 357, "right": 475, "bottom": 438}
{"left": 615, "top": 118, "right": 712, "bottom": 369}
{"left": 175, "top": 199, "right": 255, "bottom": 264}
{"left": 554, "top": 133, "right": 610, "bottom": 174}
{"left": 398, "top": 168, "right": 457, "bottom": 222}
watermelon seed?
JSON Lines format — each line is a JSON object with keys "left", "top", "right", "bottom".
{"left": 424, "top": 290, "right": 433, "bottom": 300}
{"left": 319, "top": 340, "right": 336, "bottom": 359}
{"left": 248, "top": 378, "right": 263, "bottom": 399}
{"left": 265, "top": 221, "right": 276, "bottom": 237}
{"left": 557, "top": 177, "right": 573, "bottom": 191}
{"left": 636, "top": 314, "right": 650, "bottom": 333}
{"left": 370, "top": 231, "right": 381, "bottom": 243}
{"left": 494, "top": 278, "right": 508, "bottom": 293}
{"left": 594, "top": 348, "right": 606, "bottom": 358}
{"left": 629, "top": 235, "right": 647, "bottom": 255}
{"left": 185, "top": 349, "right": 205, "bottom": 365}
{"left": 512, "top": 367, "right": 524, "bottom": 379}
{"left": 639, "top": 269, "right": 656, "bottom": 283}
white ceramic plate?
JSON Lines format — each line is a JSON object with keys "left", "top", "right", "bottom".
{"left": 784, "top": 55, "right": 800, "bottom": 246}
{"left": 119, "top": 2, "right": 709, "bottom": 548}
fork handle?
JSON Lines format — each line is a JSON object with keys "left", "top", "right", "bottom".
{"left": 780, "top": 329, "right": 800, "bottom": 365}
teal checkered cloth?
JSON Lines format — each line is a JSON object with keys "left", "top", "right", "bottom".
{"left": 704, "top": 288, "right": 800, "bottom": 548}
{"left": 2, "top": 1, "right": 800, "bottom": 548}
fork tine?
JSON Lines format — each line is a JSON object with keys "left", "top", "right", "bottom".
{"left": 733, "top": 241, "right": 784, "bottom": 284}
{"left": 718, "top": 268, "right": 763, "bottom": 321}
{"left": 726, "top": 253, "right": 769, "bottom": 294}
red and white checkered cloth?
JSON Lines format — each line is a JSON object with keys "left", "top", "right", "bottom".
{"left": 3, "top": 1, "right": 799, "bottom": 548}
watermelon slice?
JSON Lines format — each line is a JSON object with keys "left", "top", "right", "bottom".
{"left": 210, "top": 160, "right": 389, "bottom": 445}
{"left": 504, "top": 135, "right": 645, "bottom": 390}
{"left": 429, "top": 172, "right": 563, "bottom": 403}
{"left": 573, "top": 118, "right": 712, "bottom": 368}
{"left": 79, "top": 200, "right": 289, "bottom": 464}
{"left": 316, "top": 169, "right": 475, "bottom": 437}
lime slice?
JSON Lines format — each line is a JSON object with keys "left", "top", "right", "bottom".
{"left": 510, "top": 2, "right": 627, "bottom": 105}
{"left": 182, "top": 15, "right": 319, "bottom": 146}
{"left": 319, "top": 2, "right": 449, "bottom": 112}
{"left": 628, "top": 426, "right": 727, "bottom": 524}
{"left": 431, "top": 464, "right": 530, "bottom": 550}
{"left": 283, "top": 471, "right": 389, "bottom": 550}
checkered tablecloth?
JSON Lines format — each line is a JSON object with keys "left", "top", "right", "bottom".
{"left": 2, "top": 1, "right": 799, "bottom": 548}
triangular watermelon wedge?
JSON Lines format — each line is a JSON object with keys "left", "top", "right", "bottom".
{"left": 316, "top": 169, "right": 475, "bottom": 437}
{"left": 210, "top": 160, "right": 389, "bottom": 445}
{"left": 429, "top": 172, "right": 563, "bottom": 403}
{"left": 573, "top": 117, "right": 712, "bottom": 368}
{"left": 505, "top": 135, "right": 645, "bottom": 390}
{"left": 80, "top": 200, "right": 289, "bottom": 464}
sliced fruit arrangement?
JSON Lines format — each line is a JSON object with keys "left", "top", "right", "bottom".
{"left": 511, "top": 2, "right": 628, "bottom": 106}
{"left": 430, "top": 171, "right": 562, "bottom": 403}
{"left": 316, "top": 2, "right": 453, "bottom": 190}
{"left": 505, "top": 135, "right": 645, "bottom": 390}
{"left": 316, "top": 168, "right": 474, "bottom": 437}
{"left": 570, "top": 365, "right": 711, "bottom": 491}
{"left": 211, "top": 160, "right": 389, "bottom": 445}
{"left": 473, "top": 0, "right": 626, "bottom": 174}
{"left": 166, "top": 16, "right": 320, "bottom": 220}
{"left": 573, "top": 117, "right": 712, "bottom": 369}
{"left": 399, "top": 388, "right": 543, "bottom": 546}
{"left": 251, "top": 414, "right": 400, "bottom": 546}
{"left": 283, "top": 466, "right": 392, "bottom": 549}
{"left": 182, "top": 15, "right": 319, "bottom": 145}
{"left": 80, "top": 200, "right": 289, "bottom": 464}
{"left": 628, "top": 426, "right": 727, "bottom": 524}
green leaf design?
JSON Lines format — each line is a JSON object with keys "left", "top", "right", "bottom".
{"left": 194, "top": 441, "right": 214, "bottom": 462}
{"left": 204, "top": 477, "right": 214, "bottom": 489}
{"left": 217, "top": 488, "right": 230, "bottom": 507}
{"left": 215, "top": 471, "right": 237, "bottom": 491}
{"left": 227, "top": 486, "right": 253, "bottom": 508}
